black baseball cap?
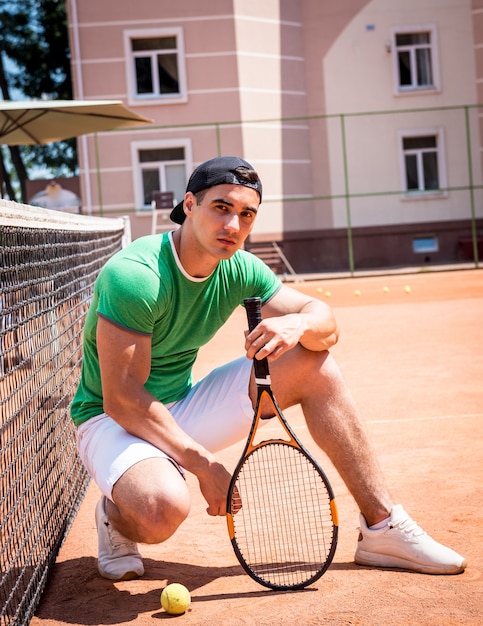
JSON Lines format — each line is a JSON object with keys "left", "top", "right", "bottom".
{"left": 170, "top": 156, "right": 262, "bottom": 224}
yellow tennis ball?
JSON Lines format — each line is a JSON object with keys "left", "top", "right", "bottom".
{"left": 354, "top": 289, "right": 361, "bottom": 296}
{"left": 383, "top": 286, "right": 389, "bottom": 293}
{"left": 161, "top": 583, "right": 191, "bottom": 615}
{"left": 404, "top": 285, "right": 411, "bottom": 294}
{"left": 316, "top": 287, "right": 323, "bottom": 293}
{"left": 325, "top": 290, "right": 332, "bottom": 298}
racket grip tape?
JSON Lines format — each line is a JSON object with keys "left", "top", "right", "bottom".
{"left": 244, "top": 297, "right": 263, "bottom": 331}
{"left": 244, "top": 297, "right": 270, "bottom": 382}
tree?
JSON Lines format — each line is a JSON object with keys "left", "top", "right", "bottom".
{"left": 0, "top": 0, "right": 77, "bottom": 201}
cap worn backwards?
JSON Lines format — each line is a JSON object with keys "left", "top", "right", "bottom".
{"left": 170, "top": 156, "right": 262, "bottom": 225}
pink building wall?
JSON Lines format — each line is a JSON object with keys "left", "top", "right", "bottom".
{"left": 66, "top": 0, "right": 482, "bottom": 271}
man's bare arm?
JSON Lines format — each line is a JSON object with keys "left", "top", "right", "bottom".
{"left": 96, "top": 316, "right": 232, "bottom": 515}
{"left": 245, "top": 285, "right": 339, "bottom": 361}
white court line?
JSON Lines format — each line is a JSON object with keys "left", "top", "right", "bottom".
{"left": 261, "top": 412, "right": 481, "bottom": 433}
{"left": 366, "top": 413, "right": 482, "bottom": 425}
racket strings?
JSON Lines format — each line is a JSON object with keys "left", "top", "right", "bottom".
{"left": 231, "top": 442, "right": 336, "bottom": 589}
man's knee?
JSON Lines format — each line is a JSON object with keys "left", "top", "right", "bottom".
{"left": 133, "top": 490, "right": 191, "bottom": 543}
{"left": 112, "top": 459, "right": 191, "bottom": 543}
{"left": 265, "top": 347, "right": 338, "bottom": 406}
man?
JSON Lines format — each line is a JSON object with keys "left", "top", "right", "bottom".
{"left": 71, "top": 156, "right": 466, "bottom": 581}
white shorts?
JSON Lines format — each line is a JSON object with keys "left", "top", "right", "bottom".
{"left": 76, "top": 356, "right": 254, "bottom": 500}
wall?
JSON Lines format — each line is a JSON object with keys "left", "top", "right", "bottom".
{"left": 66, "top": 0, "right": 482, "bottom": 271}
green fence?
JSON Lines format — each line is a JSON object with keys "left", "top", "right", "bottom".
{"left": 96, "top": 103, "right": 483, "bottom": 272}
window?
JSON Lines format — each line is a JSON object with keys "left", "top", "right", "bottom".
{"left": 124, "top": 28, "right": 187, "bottom": 105}
{"left": 399, "top": 129, "right": 447, "bottom": 196}
{"left": 403, "top": 136, "right": 438, "bottom": 191}
{"left": 131, "top": 141, "right": 191, "bottom": 210}
{"left": 391, "top": 25, "right": 440, "bottom": 94}
{"left": 412, "top": 236, "right": 439, "bottom": 254}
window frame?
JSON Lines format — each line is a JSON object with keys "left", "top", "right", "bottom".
{"left": 398, "top": 127, "right": 447, "bottom": 199}
{"left": 390, "top": 24, "right": 441, "bottom": 96}
{"left": 124, "top": 27, "right": 188, "bottom": 106}
{"left": 130, "top": 138, "right": 192, "bottom": 211}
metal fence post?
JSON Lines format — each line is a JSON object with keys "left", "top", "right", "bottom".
{"left": 464, "top": 105, "right": 479, "bottom": 267}
{"left": 340, "top": 114, "right": 354, "bottom": 275}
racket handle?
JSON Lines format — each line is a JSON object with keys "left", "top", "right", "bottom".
{"left": 244, "top": 297, "right": 270, "bottom": 382}
{"left": 244, "top": 297, "right": 263, "bottom": 331}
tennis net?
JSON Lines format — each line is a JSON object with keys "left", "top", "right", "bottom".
{"left": 0, "top": 200, "right": 129, "bottom": 626}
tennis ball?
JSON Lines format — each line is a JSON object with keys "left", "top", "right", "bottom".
{"left": 383, "top": 286, "right": 389, "bottom": 293}
{"left": 354, "top": 289, "right": 361, "bottom": 296}
{"left": 161, "top": 583, "right": 191, "bottom": 615}
{"left": 325, "top": 290, "right": 332, "bottom": 298}
{"left": 316, "top": 287, "right": 323, "bottom": 293}
{"left": 404, "top": 285, "right": 411, "bottom": 294}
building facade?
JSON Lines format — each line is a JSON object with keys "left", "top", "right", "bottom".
{"left": 66, "top": 0, "right": 483, "bottom": 272}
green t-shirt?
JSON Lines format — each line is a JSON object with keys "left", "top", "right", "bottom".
{"left": 71, "top": 231, "right": 281, "bottom": 426}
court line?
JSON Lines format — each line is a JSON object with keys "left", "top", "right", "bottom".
{"left": 366, "top": 413, "right": 482, "bottom": 424}
{"left": 261, "top": 412, "right": 481, "bottom": 434}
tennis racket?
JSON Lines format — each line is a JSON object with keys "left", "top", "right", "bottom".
{"left": 226, "top": 297, "right": 338, "bottom": 590}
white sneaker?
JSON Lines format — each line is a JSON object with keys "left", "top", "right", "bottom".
{"left": 354, "top": 504, "right": 467, "bottom": 574}
{"left": 95, "top": 496, "right": 144, "bottom": 581}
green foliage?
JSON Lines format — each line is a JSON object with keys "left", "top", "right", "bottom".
{"left": 1, "top": 0, "right": 72, "bottom": 99}
{"left": 0, "top": 0, "right": 78, "bottom": 186}
{"left": 23, "top": 139, "right": 78, "bottom": 177}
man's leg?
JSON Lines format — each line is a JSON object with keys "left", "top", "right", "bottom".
{"left": 109, "top": 457, "right": 191, "bottom": 544}
{"left": 94, "top": 459, "right": 190, "bottom": 581}
{"left": 77, "top": 413, "right": 192, "bottom": 581}
{"left": 257, "top": 345, "right": 392, "bottom": 525}
{"left": 259, "top": 345, "right": 467, "bottom": 574}
{"left": 79, "top": 358, "right": 254, "bottom": 581}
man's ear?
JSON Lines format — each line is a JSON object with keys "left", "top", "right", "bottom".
{"left": 183, "top": 192, "right": 196, "bottom": 219}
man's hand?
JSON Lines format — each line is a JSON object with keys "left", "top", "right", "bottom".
{"left": 245, "top": 285, "right": 339, "bottom": 357}
{"left": 196, "top": 457, "right": 234, "bottom": 516}
{"left": 244, "top": 314, "right": 304, "bottom": 361}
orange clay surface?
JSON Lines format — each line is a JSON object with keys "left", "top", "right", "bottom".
{"left": 32, "top": 269, "right": 483, "bottom": 625}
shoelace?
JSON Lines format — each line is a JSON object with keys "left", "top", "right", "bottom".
{"left": 389, "top": 516, "right": 426, "bottom": 537}
{"left": 105, "top": 520, "right": 138, "bottom": 552}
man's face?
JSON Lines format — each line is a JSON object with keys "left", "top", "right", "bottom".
{"left": 186, "top": 183, "right": 260, "bottom": 260}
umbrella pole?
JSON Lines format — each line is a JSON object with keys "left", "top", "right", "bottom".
{"left": 0, "top": 147, "right": 6, "bottom": 199}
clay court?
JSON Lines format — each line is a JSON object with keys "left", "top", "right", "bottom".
{"left": 31, "top": 268, "right": 482, "bottom": 625}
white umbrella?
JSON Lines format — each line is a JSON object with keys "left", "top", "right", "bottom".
{"left": 0, "top": 99, "right": 152, "bottom": 145}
